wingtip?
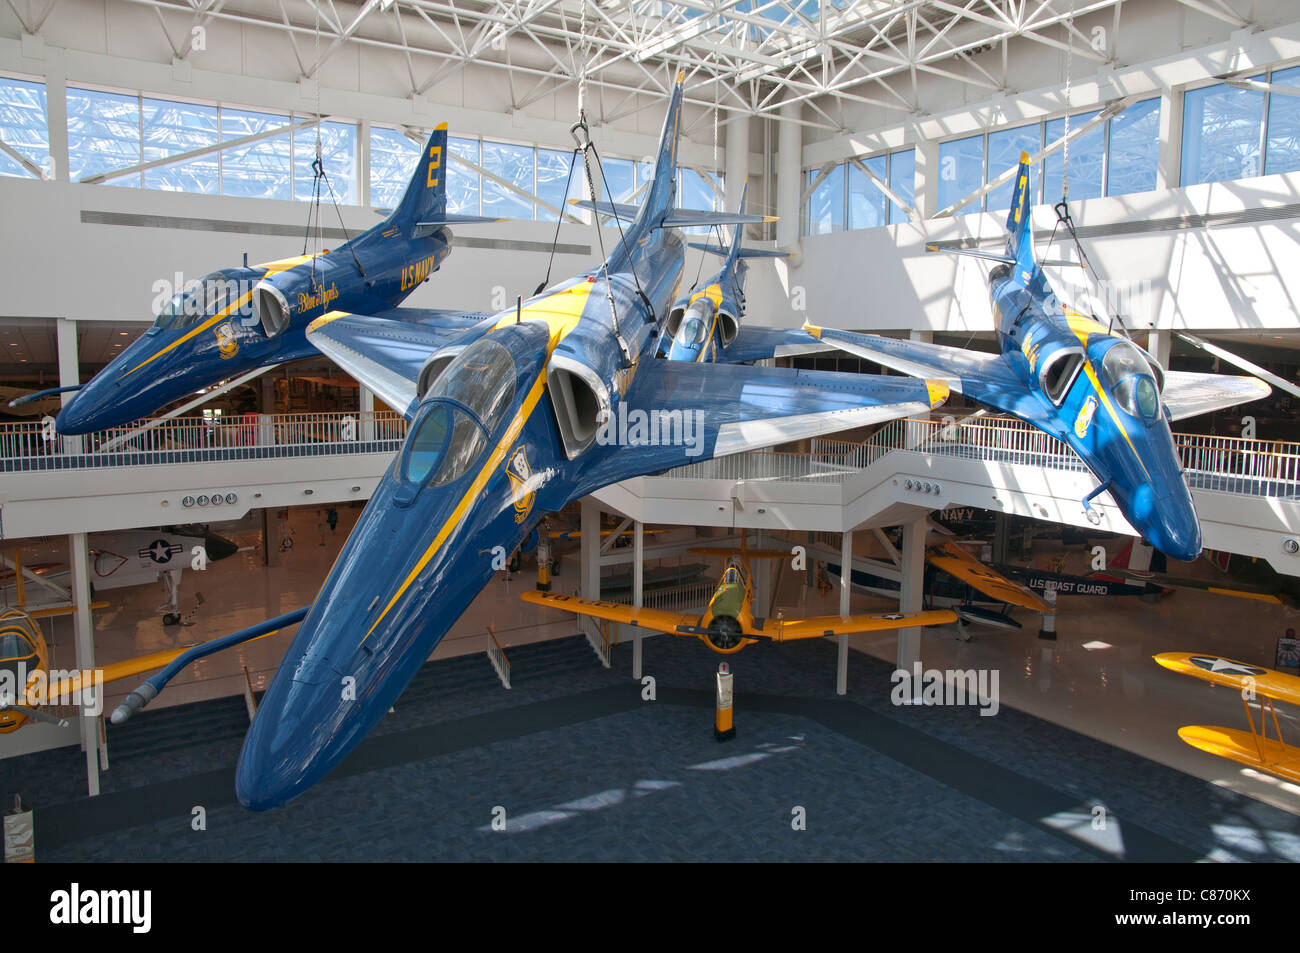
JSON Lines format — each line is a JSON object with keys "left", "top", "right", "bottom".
{"left": 676, "top": 69, "right": 686, "bottom": 85}
{"left": 435, "top": 121, "right": 448, "bottom": 132}
{"left": 925, "top": 379, "right": 950, "bottom": 408}
{"left": 801, "top": 319, "right": 822, "bottom": 339}
{"left": 762, "top": 214, "right": 779, "bottom": 223}
{"left": 307, "top": 310, "right": 348, "bottom": 334}
{"left": 1019, "top": 150, "right": 1030, "bottom": 163}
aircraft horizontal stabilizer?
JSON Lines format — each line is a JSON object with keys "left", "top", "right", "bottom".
{"left": 688, "top": 242, "right": 790, "bottom": 259}
{"left": 720, "top": 326, "right": 835, "bottom": 363}
{"left": 306, "top": 309, "right": 491, "bottom": 418}
{"left": 1160, "top": 370, "right": 1271, "bottom": 421}
{"left": 413, "top": 215, "right": 504, "bottom": 237}
{"left": 570, "top": 199, "right": 777, "bottom": 228}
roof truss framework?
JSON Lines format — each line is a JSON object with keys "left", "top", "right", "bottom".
{"left": 105, "top": 0, "right": 1142, "bottom": 131}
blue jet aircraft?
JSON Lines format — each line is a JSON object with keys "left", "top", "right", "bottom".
{"left": 804, "top": 152, "right": 1270, "bottom": 562}
{"left": 49, "top": 124, "right": 495, "bottom": 434}
{"left": 659, "top": 184, "right": 828, "bottom": 364}
{"left": 112, "top": 78, "right": 954, "bottom": 811}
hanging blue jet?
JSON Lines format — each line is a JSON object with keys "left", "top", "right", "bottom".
{"left": 113, "top": 77, "right": 953, "bottom": 811}
{"left": 659, "top": 183, "right": 828, "bottom": 364}
{"left": 47, "top": 124, "right": 496, "bottom": 435}
{"left": 803, "top": 152, "right": 1270, "bottom": 562}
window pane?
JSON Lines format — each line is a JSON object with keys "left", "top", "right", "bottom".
{"left": 806, "top": 164, "right": 845, "bottom": 235}
{"left": 1181, "top": 77, "right": 1265, "bottom": 185}
{"left": 986, "top": 124, "right": 1041, "bottom": 211}
{"left": 0, "top": 77, "right": 49, "bottom": 178}
{"left": 599, "top": 156, "right": 636, "bottom": 205}
{"left": 1265, "top": 65, "right": 1300, "bottom": 176}
{"left": 66, "top": 87, "right": 141, "bottom": 187}
{"left": 847, "top": 155, "right": 887, "bottom": 229}
{"left": 1106, "top": 98, "right": 1160, "bottom": 196}
{"left": 937, "top": 135, "right": 982, "bottom": 216}
{"left": 447, "top": 137, "right": 480, "bottom": 215}
{"left": 141, "top": 97, "right": 219, "bottom": 193}
{"left": 678, "top": 168, "right": 721, "bottom": 235}
{"left": 537, "top": 147, "right": 581, "bottom": 222}
{"left": 888, "top": 148, "right": 914, "bottom": 224}
{"left": 368, "top": 125, "right": 420, "bottom": 209}
{"left": 1044, "top": 111, "right": 1103, "bottom": 202}
{"left": 217, "top": 107, "right": 290, "bottom": 200}
{"left": 294, "top": 120, "right": 357, "bottom": 203}
{"left": 481, "top": 140, "right": 534, "bottom": 220}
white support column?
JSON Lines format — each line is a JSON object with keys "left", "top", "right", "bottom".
{"left": 776, "top": 99, "right": 802, "bottom": 253}
{"left": 912, "top": 129, "right": 938, "bottom": 220}
{"left": 358, "top": 118, "right": 371, "bottom": 209}
{"left": 68, "top": 532, "right": 99, "bottom": 797}
{"left": 580, "top": 498, "right": 600, "bottom": 600}
{"left": 897, "top": 517, "right": 926, "bottom": 677}
{"left": 56, "top": 318, "right": 79, "bottom": 455}
{"left": 837, "top": 528, "right": 851, "bottom": 695}
{"left": 1147, "top": 329, "right": 1172, "bottom": 369}
{"left": 725, "top": 114, "right": 750, "bottom": 214}
{"left": 45, "top": 57, "right": 68, "bottom": 183}
{"left": 359, "top": 384, "right": 376, "bottom": 442}
{"left": 632, "top": 520, "right": 644, "bottom": 680}
{"left": 1156, "top": 88, "right": 1184, "bottom": 191}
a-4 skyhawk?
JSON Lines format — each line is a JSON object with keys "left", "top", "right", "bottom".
{"left": 804, "top": 152, "right": 1270, "bottom": 562}
{"left": 46, "top": 124, "right": 496, "bottom": 434}
{"left": 109, "top": 78, "right": 954, "bottom": 811}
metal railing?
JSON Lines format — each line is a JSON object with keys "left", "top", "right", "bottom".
{"left": 0, "top": 410, "right": 408, "bottom": 473}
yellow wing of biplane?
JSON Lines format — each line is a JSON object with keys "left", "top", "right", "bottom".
{"left": 1154, "top": 652, "right": 1300, "bottom": 784}
{"left": 766, "top": 609, "right": 958, "bottom": 642}
{"left": 521, "top": 590, "right": 699, "bottom": 635}
{"left": 38, "top": 630, "right": 283, "bottom": 706}
{"left": 926, "top": 542, "right": 1054, "bottom": 613}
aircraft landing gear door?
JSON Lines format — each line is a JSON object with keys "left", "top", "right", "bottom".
{"left": 714, "top": 662, "right": 735, "bottom": 741}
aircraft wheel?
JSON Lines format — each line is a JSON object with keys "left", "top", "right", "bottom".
{"left": 162, "top": 612, "right": 181, "bottom": 626}
{"left": 508, "top": 552, "right": 522, "bottom": 574}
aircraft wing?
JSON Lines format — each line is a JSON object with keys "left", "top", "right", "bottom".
{"left": 1115, "top": 568, "right": 1285, "bottom": 605}
{"left": 572, "top": 360, "right": 949, "bottom": 493}
{"left": 1154, "top": 652, "right": 1300, "bottom": 704}
{"left": 767, "top": 609, "right": 957, "bottom": 641}
{"left": 1160, "top": 371, "right": 1271, "bottom": 421}
{"left": 570, "top": 200, "right": 776, "bottom": 227}
{"left": 802, "top": 322, "right": 1026, "bottom": 413}
{"left": 719, "top": 326, "right": 836, "bottom": 363}
{"left": 927, "top": 542, "right": 1055, "bottom": 613}
{"left": 307, "top": 310, "right": 490, "bottom": 419}
{"left": 520, "top": 590, "right": 698, "bottom": 636}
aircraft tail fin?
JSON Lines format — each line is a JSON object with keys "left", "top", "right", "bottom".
{"left": 638, "top": 74, "right": 685, "bottom": 228}
{"left": 385, "top": 124, "right": 450, "bottom": 234}
{"left": 1005, "top": 151, "right": 1035, "bottom": 274}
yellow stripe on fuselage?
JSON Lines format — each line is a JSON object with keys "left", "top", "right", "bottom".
{"left": 123, "top": 254, "right": 320, "bottom": 377}
{"left": 360, "top": 283, "right": 594, "bottom": 644}
{"left": 1064, "top": 313, "right": 1150, "bottom": 480}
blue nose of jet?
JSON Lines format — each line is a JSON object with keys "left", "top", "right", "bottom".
{"left": 54, "top": 378, "right": 116, "bottom": 435}
{"left": 1127, "top": 482, "right": 1202, "bottom": 563}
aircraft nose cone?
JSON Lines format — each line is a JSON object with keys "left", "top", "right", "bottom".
{"left": 235, "top": 655, "right": 356, "bottom": 811}
{"left": 1137, "top": 486, "right": 1202, "bottom": 563}
{"left": 53, "top": 390, "right": 104, "bottom": 435}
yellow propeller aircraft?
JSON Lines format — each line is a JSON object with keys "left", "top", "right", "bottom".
{"left": 1154, "top": 652, "right": 1300, "bottom": 784}
{"left": 0, "top": 607, "right": 287, "bottom": 733}
{"left": 522, "top": 539, "right": 958, "bottom": 654}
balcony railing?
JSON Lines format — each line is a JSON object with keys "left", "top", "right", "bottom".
{"left": 0, "top": 411, "right": 409, "bottom": 473}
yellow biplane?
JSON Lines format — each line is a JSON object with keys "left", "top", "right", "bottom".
{"left": 1153, "top": 652, "right": 1300, "bottom": 784}
{"left": 523, "top": 540, "right": 957, "bottom": 654}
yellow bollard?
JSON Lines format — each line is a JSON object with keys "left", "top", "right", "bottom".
{"left": 714, "top": 662, "right": 735, "bottom": 741}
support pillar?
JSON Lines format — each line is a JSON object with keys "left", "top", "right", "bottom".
{"left": 68, "top": 532, "right": 99, "bottom": 797}
{"left": 1147, "top": 329, "right": 1172, "bottom": 369}
{"left": 896, "top": 518, "right": 926, "bottom": 676}
{"left": 359, "top": 384, "right": 376, "bottom": 442}
{"left": 260, "top": 507, "right": 278, "bottom": 568}
{"left": 56, "top": 317, "right": 79, "bottom": 455}
{"left": 911, "top": 129, "right": 939, "bottom": 220}
{"left": 1156, "top": 88, "right": 1184, "bottom": 191}
{"left": 725, "top": 114, "right": 751, "bottom": 215}
{"left": 837, "top": 528, "right": 852, "bottom": 695}
{"left": 776, "top": 99, "right": 802, "bottom": 253}
{"left": 45, "top": 57, "right": 68, "bottom": 182}
{"left": 580, "top": 498, "right": 600, "bottom": 600}
{"left": 632, "top": 520, "right": 644, "bottom": 679}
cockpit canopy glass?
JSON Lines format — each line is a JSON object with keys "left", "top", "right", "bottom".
{"left": 1101, "top": 340, "right": 1161, "bottom": 421}
{"left": 678, "top": 315, "right": 708, "bottom": 348}
{"left": 0, "top": 625, "right": 38, "bottom": 688}
{"left": 152, "top": 272, "right": 244, "bottom": 332}
{"left": 399, "top": 337, "right": 518, "bottom": 490}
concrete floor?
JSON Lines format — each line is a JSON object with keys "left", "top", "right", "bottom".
{"left": 6, "top": 514, "right": 1300, "bottom": 827}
